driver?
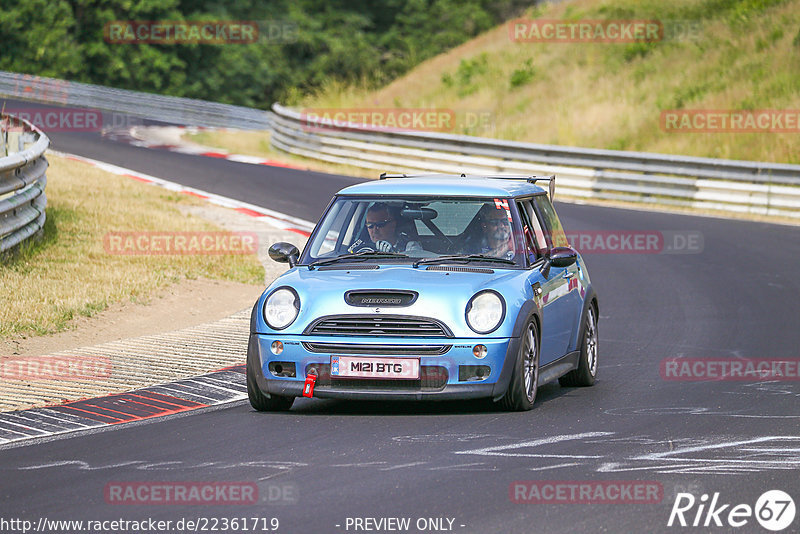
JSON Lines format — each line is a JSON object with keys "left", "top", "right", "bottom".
{"left": 363, "top": 202, "right": 422, "bottom": 253}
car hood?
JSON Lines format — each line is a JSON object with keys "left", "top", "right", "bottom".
{"left": 254, "top": 264, "right": 527, "bottom": 338}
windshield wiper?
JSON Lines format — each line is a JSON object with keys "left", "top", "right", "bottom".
{"left": 413, "top": 254, "right": 517, "bottom": 268}
{"left": 308, "top": 250, "right": 409, "bottom": 269}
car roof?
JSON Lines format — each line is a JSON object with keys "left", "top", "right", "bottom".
{"left": 336, "top": 175, "right": 547, "bottom": 198}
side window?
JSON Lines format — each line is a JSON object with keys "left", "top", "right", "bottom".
{"left": 518, "top": 199, "right": 548, "bottom": 257}
{"left": 522, "top": 200, "right": 548, "bottom": 253}
{"left": 515, "top": 199, "right": 545, "bottom": 262}
{"left": 533, "top": 196, "right": 569, "bottom": 248}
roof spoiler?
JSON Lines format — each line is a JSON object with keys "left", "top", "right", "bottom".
{"left": 464, "top": 173, "right": 556, "bottom": 200}
{"left": 528, "top": 175, "right": 556, "bottom": 200}
{"left": 378, "top": 173, "right": 556, "bottom": 199}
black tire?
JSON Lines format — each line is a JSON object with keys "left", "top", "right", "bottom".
{"left": 247, "top": 362, "right": 294, "bottom": 411}
{"left": 559, "top": 302, "right": 598, "bottom": 387}
{"left": 498, "top": 318, "right": 539, "bottom": 411}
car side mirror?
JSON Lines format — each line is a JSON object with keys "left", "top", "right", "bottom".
{"left": 268, "top": 242, "right": 300, "bottom": 267}
{"left": 540, "top": 246, "right": 578, "bottom": 278}
{"left": 549, "top": 246, "right": 578, "bottom": 268}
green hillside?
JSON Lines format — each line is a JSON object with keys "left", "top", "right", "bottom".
{"left": 304, "top": 0, "right": 800, "bottom": 163}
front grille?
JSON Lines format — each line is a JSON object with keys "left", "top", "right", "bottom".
{"left": 305, "top": 315, "right": 452, "bottom": 338}
{"left": 306, "top": 363, "right": 448, "bottom": 391}
{"left": 302, "top": 342, "right": 451, "bottom": 355}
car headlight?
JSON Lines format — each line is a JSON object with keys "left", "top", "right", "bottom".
{"left": 465, "top": 290, "right": 505, "bottom": 334}
{"left": 263, "top": 287, "right": 300, "bottom": 330}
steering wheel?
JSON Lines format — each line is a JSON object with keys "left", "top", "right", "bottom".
{"left": 354, "top": 246, "right": 375, "bottom": 253}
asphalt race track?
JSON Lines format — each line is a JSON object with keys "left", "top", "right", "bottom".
{"left": 2, "top": 101, "right": 799, "bottom": 533}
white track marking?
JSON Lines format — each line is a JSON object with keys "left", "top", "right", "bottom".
{"left": 527, "top": 462, "right": 581, "bottom": 471}
{"left": 454, "top": 431, "right": 612, "bottom": 458}
{"left": 380, "top": 461, "right": 428, "bottom": 471}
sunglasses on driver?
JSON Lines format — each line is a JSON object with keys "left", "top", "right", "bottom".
{"left": 365, "top": 219, "right": 394, "bottom": 230}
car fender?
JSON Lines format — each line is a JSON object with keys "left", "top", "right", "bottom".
{"left": 248, "top": 300, "right": 277, "bottom": 398}
{"left": 568, "top": 284, "right": 598, "bottom": 352}
{"left": 491, "top": 299, "right": 541, "bottom": 401}
{"left": 249, "top": 298, "right": 260, "bottom": 335}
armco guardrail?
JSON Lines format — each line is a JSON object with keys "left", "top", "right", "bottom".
{"left": 270, "top": 104, "right": 800, "bottom": 219}
{"left": 0, "top": 114, "right": 49, "bottom": 254}
{"left": 0, "top": 71, "right": 270, "bottom": 130}
{"left": 2, "top": 72, "right": 798, "bottom": 219}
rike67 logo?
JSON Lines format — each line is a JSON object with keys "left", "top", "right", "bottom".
{"left": 668, "top": 490, "right": 795, "bottom": 531}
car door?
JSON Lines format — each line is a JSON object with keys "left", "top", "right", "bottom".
{"left": 521, "top": 196, "right": 579, "bottom": 365}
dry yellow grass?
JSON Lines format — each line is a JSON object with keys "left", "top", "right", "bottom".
{"left": 189, "top": 130, "right": 272, "bottom": 159}
{"left": 0, "top": 154, "right": 263, "bottom": 337}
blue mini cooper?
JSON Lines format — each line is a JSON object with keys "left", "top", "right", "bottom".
{"left": 247, "top": 174, "right": 598, "bottom": 411}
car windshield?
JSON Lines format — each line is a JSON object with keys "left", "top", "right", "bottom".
{"left": 301, "top": 196, "right": 526, "bottom": 267}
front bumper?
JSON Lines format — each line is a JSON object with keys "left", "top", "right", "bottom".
{"left": 247, "top": 333, "right": 519, "bottom": 401}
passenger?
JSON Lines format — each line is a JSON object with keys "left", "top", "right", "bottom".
{"left": 466, "top": 203, "right": 515, "bottom": 260}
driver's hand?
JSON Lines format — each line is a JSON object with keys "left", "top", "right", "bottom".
{"left": 375, "top": 240, "right": 394, "bottom": 252}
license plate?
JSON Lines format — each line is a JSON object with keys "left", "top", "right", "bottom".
{"left": 331, "top": 356, "right": 420, "bottom": 379}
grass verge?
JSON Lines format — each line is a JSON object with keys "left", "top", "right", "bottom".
{"left": 0, "top": 154, "right": 263, "bottom": 338}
